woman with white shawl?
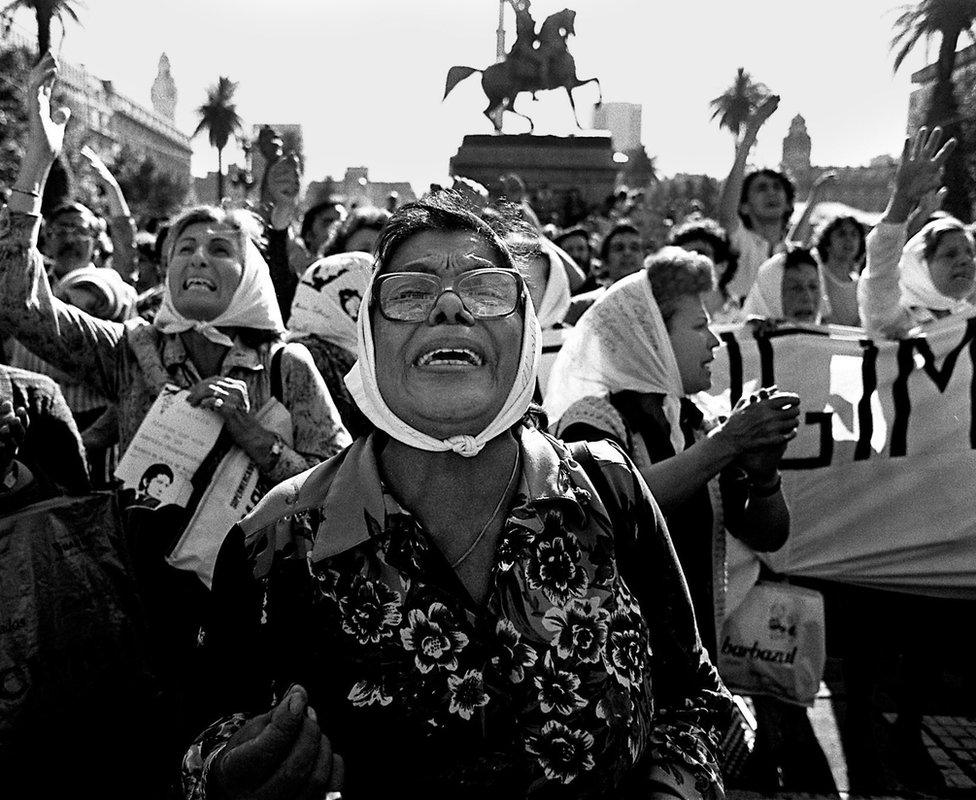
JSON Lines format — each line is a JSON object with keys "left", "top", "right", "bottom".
{"left": 546, "top": 247, "right": 798, "bottom": 657}
{"left": 742, "top": 245, "right": 828, "bottom": 326}
{"left": 504, "top": 230, "right": 572, "bottom": 396}
{"left": 289, "top": 251, "right": 373, "bottom": 436}
{"left": 858, "top": 126, "right": 974, "bottom": 338}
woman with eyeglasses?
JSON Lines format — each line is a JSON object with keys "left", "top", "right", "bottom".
{"left": 184, "top": 192, "right": 731, "bottom": 800}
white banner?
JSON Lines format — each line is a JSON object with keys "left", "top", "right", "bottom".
{"left": 706, "top": 314, "right": 976, "bottom": 599}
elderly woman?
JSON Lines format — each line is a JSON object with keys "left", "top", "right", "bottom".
{"left": 1, "top": 55, "right": 351, "bottom": 723}
{"left": 3, "top": 56, "right": 350, "bottom": 504}
{"left": 547, "top": 248, "right": 798, "bottom": 657}
{"left": 288, "top": 252, "right": 373, "bottom": 437}
{"left": 504, "top": 228, "right": 572, "bottom": 395}
{"left": 742, "top": 246, "right": 826, "bottom": 326}
{"left": 859, "top": 126, "right": 973, "bottom": 338}
{"left": 183, "top": 193, "right": 731, "bottom": 800}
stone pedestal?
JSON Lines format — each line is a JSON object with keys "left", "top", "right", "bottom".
{"left": 449, "top": 132, "right": 618, "bottom": 210}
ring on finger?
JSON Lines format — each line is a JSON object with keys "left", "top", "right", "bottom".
{"left": 213, "top": 398, "right": 224, "bottom": 410}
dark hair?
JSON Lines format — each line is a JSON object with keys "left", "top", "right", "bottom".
{"left": 782, "top": 244, "right": 819, "bottom": 273}
{"left": 739, "top": 169, "right": 795, "bottom": 231}
{"left": 668, "top": 217, "right": 739, "bottom": 296}
{"left": 921, "top": 217, "right": 973, "bottom": 262}
{"left": 599, "top": 221, "right": 641, "bottom": 262}
{"left": 645, "top": 246, "right": 716, "bottom": 326}
{"left": 814, "top": 215, "right": 866, "bottom": 264}
{"left": 300, "top": 200, "right": 346, "bottom": 245}
{"left": 46, "top": 202, "right": 98, "bottom": 230}
{"left": 374, "top": 190, "right": 519, "bottom": 275}
{"left": 138, "top": 463, "right": 174, "bottom": 492}
{"left": 324, "top": 206, "right": 392, "bottom": 257}
{"left": 555, "top": 226, "right": 591, "bottom": 253}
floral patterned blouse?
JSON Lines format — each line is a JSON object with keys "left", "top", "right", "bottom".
{"left": 0, "top": 211, "right": 351, "bottom": 484}
{"left": 184, "top": 426, "right": 730, "bottom": 799}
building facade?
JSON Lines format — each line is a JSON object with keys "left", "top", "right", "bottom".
{"left": 780, "top": 114, "right": 896, "bottom": 213}
{"left": 2, "top": 23, "right": 192, "bottom": 182}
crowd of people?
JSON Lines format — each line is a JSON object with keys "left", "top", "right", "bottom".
{"left": 1, "top": 51, "right": 972, "bottom": 800}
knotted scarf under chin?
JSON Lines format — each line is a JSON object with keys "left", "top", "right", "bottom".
{"left": 154, "top": 237, "right": 285, "bottom": 347}
{"left": 344, "top": 272, "right": 541, "bottom": 457}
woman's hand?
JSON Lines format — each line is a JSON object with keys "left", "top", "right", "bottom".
{"left": 80, "top": 145, "right": 131, "bottom": 217}
{"left": 209, "top": 684, "right": 343, "bottom": 800}
{"left": 25, "top": 51, "right": 71, "bottom": 171}
{"left": 885, "top": 127, "right": 956, "bottom": 224}
{"left": 0, "top": 401, "right": 29, "bottom": 483}
{"left": 267, "top": 154, "right": 302, "bottom": 230}
{"left": 714, "top": 388, "right": 800, "bottom": 458}
{"left": 186, "top": 377, "right": 251, "bottom": 419}
{"left": 743, "top": 93, "right": 779, "bottom": 139}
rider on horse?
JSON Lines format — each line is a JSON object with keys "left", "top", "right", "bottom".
{"left": 506, "top": 0, "right": 549, "bottom": 90}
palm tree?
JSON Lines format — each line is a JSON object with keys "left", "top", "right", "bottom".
{"left": 1, "top": 0, "right": 82, "bottom": 59}
{"left": 709, "top": 67, "right": 769, "bottom": 148}
{"left": 193, "top": 77, "right": 242, "bottom": 202}
{"left": 892, "top": 0, "right": 976, "bottom": 220}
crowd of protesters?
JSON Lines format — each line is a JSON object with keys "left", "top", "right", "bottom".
{"left": 0, "top": 50, "right": 973, "bottom": 800}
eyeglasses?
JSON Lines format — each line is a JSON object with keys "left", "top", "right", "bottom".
{"left": 372, "top": 268, "right": 523, "bottom": 322}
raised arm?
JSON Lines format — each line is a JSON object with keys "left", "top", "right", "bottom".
{"left": 80, "top": 145, "right": 137, "bottom": 282}
{"left": 786, "top": 170, "right": 837, "bottom": 246}
{"left": 1, "top": 53, "right": 125, "bottom": 399}
{"left": 858, "top": 127, "right": 955, "bottom": 337}
{"left": 718, "top": 94, "right": 780, "bottom": 234}
{"left": 264, "top": 155, "right": 316, "bottom": 322}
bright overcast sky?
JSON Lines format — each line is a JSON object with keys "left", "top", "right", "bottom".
{"left": 8, "top": 0, "right": 942, "bottom": 191}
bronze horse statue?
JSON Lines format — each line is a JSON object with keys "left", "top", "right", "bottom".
{"left": 443, "top": 7, "right": 602, "bottom": 133}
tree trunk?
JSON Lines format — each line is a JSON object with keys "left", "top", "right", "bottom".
{"left": 35, "top": 10, "right": 51, "bottom": 61}
{"left": 216, "top": 146, "right": 224, "bottom": 202}
{"left": 925, "top": 27, "right": 974, "bottom": 222}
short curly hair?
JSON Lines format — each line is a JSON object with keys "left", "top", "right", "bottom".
{"left": 668, "top": 217, "right": 739, "bottom": 295}
{"left": 644, "top": 246, "right": 716, "bottom": 327}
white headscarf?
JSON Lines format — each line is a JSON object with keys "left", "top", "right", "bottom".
{"left": 900, "top": 218, "right": 976, "bottom": 314}
{"left": 742, "top": 251, "right": 828, "bottom": 323}
{"left": 543, "top": 269, "right": 686, "bottom": 454}
{"left": 288, "top": 252, "right": 373, "bottom": 353}
{"left": 536, "top": 239, "right": 572, "bottom": 329}
{"left": 155, "top": 236, "right": 284, "bottom": 347}
{"left": 344, "top": 269, "right": 542, "bottom": 458}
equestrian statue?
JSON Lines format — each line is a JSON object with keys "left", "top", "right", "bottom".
{"left": 443, "top": 1, "right": 602, "bottom": 133}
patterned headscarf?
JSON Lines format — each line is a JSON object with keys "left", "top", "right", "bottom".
{"left": 543, "top": 269, "right": 685, "bottom": 454}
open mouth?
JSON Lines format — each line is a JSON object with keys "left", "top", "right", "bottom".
{"left": 183, "top": 277, "right": 217, "bottom": 292}
{"left": 416, "top": 348, "right": 484, "bottom": 367}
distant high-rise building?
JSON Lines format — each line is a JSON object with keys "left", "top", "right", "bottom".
{"left": 592, "top": 102, "right": 642, "bottom": 152}
{"left": 781, "top": 114, "right": 812, "bottom": 182}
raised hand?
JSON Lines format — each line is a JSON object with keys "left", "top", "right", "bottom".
{"left": 80, "top": 145, "right": 131, "bottom": 216}
{"left": 26, "top": 51, "right": 71, "bottom": 168}
{"left": 267, "top": 154, "right": 302, "bottom": 230}
{"left": 745, "top": 94, "right": 780, "bottom": 137}
{"left": 888, "top": 127, "right": 956, "bottom": 222}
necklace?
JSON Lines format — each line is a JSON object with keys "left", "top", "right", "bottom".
{"left": 450, "top": 450, "right": 521, "bottom": 569}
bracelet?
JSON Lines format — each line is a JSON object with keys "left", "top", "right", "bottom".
{"left": 9, "top": 187, "right": 40, "bottom": 198}
{"left": 749, "top": 472, "right": 782, "bottom": 497}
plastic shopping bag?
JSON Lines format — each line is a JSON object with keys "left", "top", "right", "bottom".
{"left": 717, "top": 580, "right": 826, "bottom": 706}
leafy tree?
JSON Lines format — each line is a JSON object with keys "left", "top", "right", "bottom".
{"left": 892, "top": 0, "right": 976, "bottom": 221}
{"left": 0, "top": 43, "right": 31, "bottom": 191}
{"left": 193, "top": 76, "right": 242, "bottom": 202}
{"left": 1, "top": 0, "right": 82, "bottom": 59}
{"left": 110, "top": 145, "right": 188, "bottom": 220}
{"left": 709, "top": 67, "right": 769, "bottom": 147}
